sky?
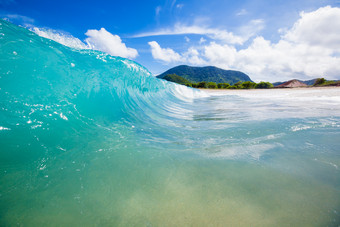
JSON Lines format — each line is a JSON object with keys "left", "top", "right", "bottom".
{"left": 1, "top": 0, "right": 340, "bottom": 82}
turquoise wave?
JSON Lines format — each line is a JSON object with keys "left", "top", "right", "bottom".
{"left": 0, "top": 19, "right": 202, "bottom": 163}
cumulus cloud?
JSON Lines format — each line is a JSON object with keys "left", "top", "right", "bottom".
{"left": 183, "top": 47, "right": 206, "bottom": 65}
{"left": 204, "top": 42, "right": 237, "bottom": 68}
{"left": 148, "top": 6, "right": 340, "bottom": 82}
{"left": 148, "top": 41, "right": 183, "bottom": 63}
{"left": 232, "top": 37, "right": 340, "bottom": 81}
{"left": 284, "top": 6, "right": 340, "bottom": 52}
{"left": 85, "top": 28, "right": 138, "bottom": 59}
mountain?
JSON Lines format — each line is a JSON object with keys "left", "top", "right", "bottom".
{"left": 275, "top": 79, "right": 307, "bottom": 88}
{"left": 157, "top": 65, "right": 252, "bottom": 85}
{"left": 273, "top": 79, "right": 317, "bottom": 87}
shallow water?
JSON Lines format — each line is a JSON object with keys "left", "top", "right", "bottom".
{"left": 1, "top": 20, "right": 340, "bottom": 226}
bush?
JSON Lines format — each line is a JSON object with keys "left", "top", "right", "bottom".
{"left": 217, "top": 83, "right": 230, "bottom": 89}
{"left": 207, "top": 82, "right": 217, "bottom": 89}
{"left": 313, "top": 78, "right": 326, "bottom": 86}
{"left": 255, "top": 82, "right": 274, "bottom": 89}
{"left": 196, "top": 81, "right": 208, "bottom": 88}
{"left": 241, "top": 81, "right": 256, "bottom": 89}
{"left": 233, "top": 81, "right": 242, "bottom": 89}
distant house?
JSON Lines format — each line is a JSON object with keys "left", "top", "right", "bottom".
{"left": 275, "top": 79, "right": 308, "bottom": 88}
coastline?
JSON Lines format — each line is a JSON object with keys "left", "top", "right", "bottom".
{"left": 198, "top": 86, "right": 340, "bottom": 99}
{"left": 199, "top": 86, "right": 340, "bottom": 93}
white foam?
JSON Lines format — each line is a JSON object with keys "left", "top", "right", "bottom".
{"left": 0, "top": 126, "right": 10, "bottom": 131}
{"left": 172, "top": 84, "right": 210, "bottom": 101}
{"left": 291, "top": 125, "right": 312, "bottom": 132}
{"left": 31, "top": 27, "right": 138, "bottom": 59}
{"left": 31, "top": 27, "right": 89, "bottom": 49}
{"left": 59, "top": 113, "right": 68, "bottom": 120}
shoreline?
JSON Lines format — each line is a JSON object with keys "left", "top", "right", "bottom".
{"left": 199, "top": 86, "right": 340, "bottom": 93}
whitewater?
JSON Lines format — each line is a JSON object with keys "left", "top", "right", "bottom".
{"left": 1, "top": 20, "right": 340, "bottom": 226}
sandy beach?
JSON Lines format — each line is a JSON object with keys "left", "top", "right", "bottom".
{"left": 199, "top": 86, "right": 340, "bottom": 98}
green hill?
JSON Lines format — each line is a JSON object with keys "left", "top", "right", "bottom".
{"left": 157, "top": 65, "right": 252, "bottom": 85}
{"left": 162, "top": 74, "right": 191, "bottom": 84}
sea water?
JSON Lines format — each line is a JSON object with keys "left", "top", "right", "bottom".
{"left": 0, "top": 20, "right": 340, "bottom": 226}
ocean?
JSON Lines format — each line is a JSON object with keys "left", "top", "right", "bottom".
{"left": 1, "top": 19, "right": 340, "bottom": 226}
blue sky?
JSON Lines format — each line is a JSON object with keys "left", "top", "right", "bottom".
{"left": 1, "top": 0, "right": 340, "bottom": 82}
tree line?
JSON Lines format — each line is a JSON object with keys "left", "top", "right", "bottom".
{"left": 162, "top": 73, "right": 274, "bottom": 89}
{"left": 186, "top": 81, "right": 274, "bottom": 89}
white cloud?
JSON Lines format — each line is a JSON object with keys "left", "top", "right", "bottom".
{"left": 155, "top": 6, "right": 162, "bottom": 16}
{"left": 204, "top": 42, "right": 236, "bottom": 68}
{"left": 238, "top": 19, "right": 265, "bottom": 41}
{"left": 134, "top": 18, "right": 265, "bottom": 45}
{"left": 236, "top": 9, "right": 248, "bottom": 16}
{"left": 148, "top": 41, "right": 183, "bottom": 63}
{"left": 284, "top": 6, "right": 340, "bottom": 52}
{"left": 183, "top": 47, "right": 206, "bottom": 65}
{"left": 199, "top": 37, "right": 206, "bottom": 44}
{"left": 184, "top": 36, "right": 190, "bottom": 42}
{"left": 85, "top": 28, "right": 138, "bottom": 59}
{"left": 176, "top": 4, "right": 184, "bottom": 9}
{"left": 135, "top": 23, "right": 246, "bottom": 45}
{"left": 148, "top": 41, "right": 206, "bottom": 65}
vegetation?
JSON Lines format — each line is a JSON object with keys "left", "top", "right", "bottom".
{"left": 196, "top": 81, "right": 208, "bottom": 88}
{"left": 241, "top": 81, "right": 257, "bottom": 89}
{"left": 157, "top": 65, "right": 252, "bottom": 84}
{"left": 313, "top": 78, "right": 326, "bottom": 86}
{"left": 160, "top": 74, "right": 274, "bottom": 89}
{"left": 162, "top": 74, "right": 191, "bottom": 84}
{"left": 207, "top": 82, "right": 217, "bottom": 89}
{"left": 161, "top": 73, "right": 339, "bottom": 89}
{"left": 217, "top": 83, "right": 230, "bottom": 89}
{"left": 255, "top": 81, "right": 274, "bottom": 89}
{"left": 313, "top": 78, "right": 340, "bottom": 87}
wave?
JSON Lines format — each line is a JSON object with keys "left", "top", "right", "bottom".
{"left": 0, "top": 19, "right": 208, "bottom": 163}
